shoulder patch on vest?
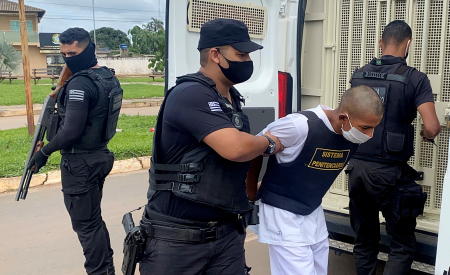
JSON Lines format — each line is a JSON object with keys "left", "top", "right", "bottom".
{"left": 208, "top": 101, "right": 223, "bottom": 112}
{"left": 68, "top": 89, "right": 85, "bottom": 102}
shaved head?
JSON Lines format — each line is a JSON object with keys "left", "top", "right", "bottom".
{"left": 338, "top": 85, "right": 384, "bottom": 119}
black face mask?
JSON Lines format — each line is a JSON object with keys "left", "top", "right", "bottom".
{"left": 217, "top": 49, "right": 254, "bottom": 84}
{"left": 404, "top": 40, "right": 411, "bottom": 60}
{"left": 63, "top": 42, "right": 98, "bottom": 74}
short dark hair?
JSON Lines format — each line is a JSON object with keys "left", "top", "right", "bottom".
{"left": 199, "top": 46, "right": 230, "bottom": 67}
{"left": 382, "top": 20, "right": 412, "bottom": 45}
{"left": 59, "top": 27, "right": 91, "bottom": 47}
{"left": 200, "top": 48, "right": 210, "bottom": 67}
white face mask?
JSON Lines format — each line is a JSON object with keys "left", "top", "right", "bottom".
{"left": 341, "top": 114, "right": 372, "bottom": 144}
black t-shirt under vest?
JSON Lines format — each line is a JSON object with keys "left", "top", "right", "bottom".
{"left": 259, "top": 111, "right": 358, "bottom": 215}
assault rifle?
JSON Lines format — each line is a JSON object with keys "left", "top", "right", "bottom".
{"left": 16, "top": 66, "right": 72, "bottom": 201}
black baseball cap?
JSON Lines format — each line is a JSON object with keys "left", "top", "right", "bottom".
{"left": 197, "top": 18, "right": 263, "bottom": 53}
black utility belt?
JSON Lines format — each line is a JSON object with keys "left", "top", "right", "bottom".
{"left": 61, "top": 147, "right": 107, "bottom": 154}
{"left": 140, "top": 219, "right": 238, "bottom": 243}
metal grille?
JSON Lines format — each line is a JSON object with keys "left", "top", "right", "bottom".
{"left": 338, "top": 0, "right": 351, "bottom": 102}
{"left": 408, "top": 118, "right": 417, "bottom": 166}
{"left": 335, "top": 0, "right": 450, "bottom": 212}
{"left": 365, "top": 0, "right": 378, "bottom": 63}
{"left": 435, "top": 127, "right": 450, "bottom": 208}
{"left": 188, "top": 0, "right": 266, "bottom": 39}
{"left": 442, "top": 1, "right": 450, "bottom": 102}
{"left": 419, "top": 129, "right": 434, "bottom": 169}
{"left": 426, "top": 0, "right": 444, "bottom": 74}
{"left": 332, "top": 173, "right": 344, "bottom": 191}
{"left": 332, "top": 0, "right": 450, "bottom": 211}
{"left": 344, "top": 174, "right": 349, "bottom": 191}
{"left": 379, "top": 1, "right": 388, "bottom": 57}
{"left": 413, "top": 0, "right": 425, "bottom": 69}
{"left": 331, "top": 172, "right": 350, "bottom": 194}
{"left": 394, "top": 0, "right": 407, "bottom": 20}
{"left": 351, "top": 0, "right": 364, "bottom": 71}
{"left": 422, "top": 185, "right": 432, "bottom": 208}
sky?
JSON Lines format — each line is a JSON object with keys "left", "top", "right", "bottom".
{"left": 16, "top": 0, "right": 166, "bottom": 34}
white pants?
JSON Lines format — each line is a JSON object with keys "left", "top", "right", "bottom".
{"left": 268, "top": 238, "right": 329, "bottom": 275}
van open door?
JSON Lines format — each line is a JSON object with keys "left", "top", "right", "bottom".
{"left": 436, "top": 136, "right": 450, "bottom": 275}
{"left": 165, "top": 0, "right": 307, "bottom": 134}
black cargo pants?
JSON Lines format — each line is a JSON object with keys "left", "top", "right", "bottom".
{"left": 138, "top": 212, "right": 249, "bottom": 275}
{"left": 347, "top": 158, "right": 417, "bottom": 275}
{"left": 61, "top": 150, "right": 115, "bottom": 275}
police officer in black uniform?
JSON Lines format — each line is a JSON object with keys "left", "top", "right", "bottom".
{"left": 138, "top": 19, "right": 283, "bottom": 275}
{"left": 28, "top": 28, "right": 122, "bottom": 275}
{"left": 347, "top": 20, "right": 441, "bottom": 275}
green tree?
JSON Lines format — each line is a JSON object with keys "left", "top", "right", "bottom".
{"left": 0, "top": 41, "right": 20, "bottom": 72}
{"left": 128, "top": 18, "right": 165, "bottom": 72}
{"left": 89, "top": 27, "right": 130, "bottom": 50}
{"left": 146, "top": 17, "right": 164, "bottom": 33}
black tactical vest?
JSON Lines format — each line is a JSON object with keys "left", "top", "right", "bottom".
{"left": 148, "top": 73, "right": 253, "bottom": 214}
{"left": 48, "top": 67, "right": 123, "bottom": 151}
{"left": 259, "top": 111, "right": 358, "bottom": 215}
{"left": 351, "top": 57, "right": 417, "bottom": 163}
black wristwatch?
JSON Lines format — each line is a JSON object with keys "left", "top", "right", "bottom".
{"left": 263, "top": 135, "right": 276, "bottom": 155}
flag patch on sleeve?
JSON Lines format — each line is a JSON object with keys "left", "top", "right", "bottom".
{"left": 68, "top": 89, "right": 85, "bottom": 102}
{"left": 208, "top": 101, "right": 222, "bottom": 112}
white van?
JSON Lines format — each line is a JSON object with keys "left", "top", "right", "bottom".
{"left": 165, "top": 0, "right": 450, "bottom": 273}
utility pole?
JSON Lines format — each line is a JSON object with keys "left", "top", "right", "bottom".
{"left": 92, "top": 0, "right": 97, "bottom": 47}
{"left": 18, "top": 0, "right": 35, "bottom": 135}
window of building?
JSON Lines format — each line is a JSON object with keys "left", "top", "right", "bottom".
{"left": 9, "top": 20, "right": 33, "bottom": 32}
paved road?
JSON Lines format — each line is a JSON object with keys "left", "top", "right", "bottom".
{"left": 0, "top": 170, "right": 398, "bottom": 275}
{"left": 0, "top": 170, "right": 271, "bottom": 275}
{"left": 0, "top": 106, "right": 160, "bottom": 130}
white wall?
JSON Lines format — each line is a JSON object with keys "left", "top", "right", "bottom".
{"left": 97, "top": 57, "right": 153, "bottom": 76}
{"left": 9, "top": 57, "right": 153, "bottom": 77}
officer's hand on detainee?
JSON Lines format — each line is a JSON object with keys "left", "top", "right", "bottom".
{"left": 265, "top": 132, "right": 285, "bottom": 154}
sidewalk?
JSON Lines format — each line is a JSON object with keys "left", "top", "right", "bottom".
{"left": 0, "top": 156, "right": 150, "bottom": 193}
{"left": 0, "top": 97, "right": 164, "bottom": 117}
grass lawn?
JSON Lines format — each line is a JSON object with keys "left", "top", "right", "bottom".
{"left": 0, "top": 81, "right": 164, "bottom": 105}
{"left": 0, "top": 76, "right": 163, "bottom": 85}
{"left": 0, "top": 115, "right": 156, "bottom": 178}
{"left": 121, "top": 84, "right": 164, "bottom": 99}
{"left": 119, "top": 77, "right": 164, "bottom": 83}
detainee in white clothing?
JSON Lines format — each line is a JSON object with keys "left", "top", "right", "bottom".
{"left": 257, "top": 106, "right": 333, "bottom": 275}
{"left": 246, "top": 86, "right": 385, "bottom": 275}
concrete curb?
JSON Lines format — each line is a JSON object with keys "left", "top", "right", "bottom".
{"left": 0, "top": 98, "right": 164, "bottom": 117}
{"left": 0, "top": 156, "right": 151, "bottom": 194}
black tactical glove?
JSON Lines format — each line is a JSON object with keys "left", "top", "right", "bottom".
{"left": 28, "top": 150, "right": 49, "bottom": 173}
